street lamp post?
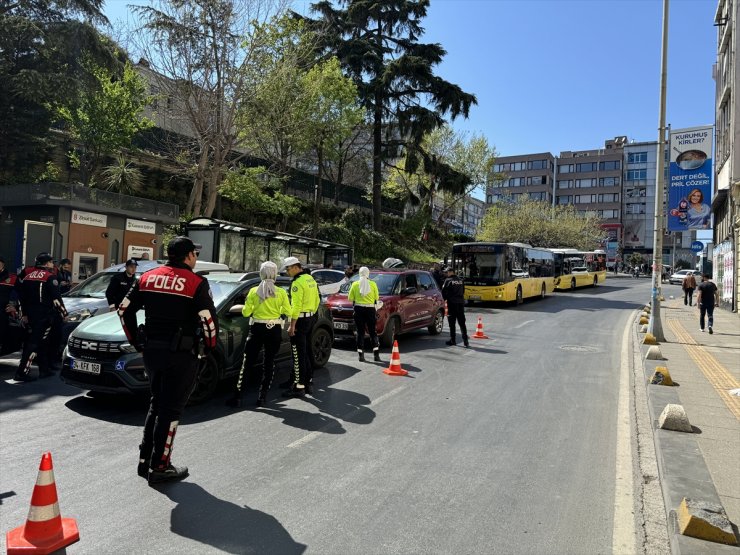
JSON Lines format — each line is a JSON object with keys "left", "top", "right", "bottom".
{"left": 649, "top": 0, "right": 670, "bottom": 342}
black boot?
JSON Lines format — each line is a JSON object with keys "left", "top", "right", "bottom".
{"left": 445, "top": 339, "right": 456, "bottom": 346}
{"left": 282, "top": 386, "right": 306, "bottom": 398}
{"left": 148, "top": 464, "right": 189, "bottom": 485}
{"left": 13, "top": 373, "right": 36, "bottom": 382}
{"left": 137, "top": 459, "right": 150, "bottom": 479}
{"left": 373, "top": 350, "right": 381, "bottom": 362}
{"left": 463, "top": 336, "right": 469, "bottom": 348}
{"left": 358, "top": 351, "right": 365, "bottom": 362}
{"left": 225, "top": 392, "right": 242, "bottom": 408}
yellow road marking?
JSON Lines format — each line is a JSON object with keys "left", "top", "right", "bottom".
{"left": 666, "top": 319, "right": 740, "bottom": 420}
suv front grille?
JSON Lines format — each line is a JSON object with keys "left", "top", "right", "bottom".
{"left": 68, "top": 337, "right": 123, "bottom": 361}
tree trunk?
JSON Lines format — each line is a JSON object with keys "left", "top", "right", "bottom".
{"left": 313, "top": 144, "right": 323, "bottom": 238}
{"left": 204, "top": 143, "right": 224, "bottom": 217}
{"left": 188, "top": 146, "right": 209, "bottom": 216}
{"left": 372, "top": 21, "right": 383, "bottom": 232}
{"left": 334, "top": 163, "right": 344, "bottom": 206}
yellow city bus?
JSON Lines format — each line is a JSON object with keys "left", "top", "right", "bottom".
{"left": 450, "top": 242, "right": 556, "bottom": 304}
{"left": 551, "top": 249, "right": 607, "bottom": 290}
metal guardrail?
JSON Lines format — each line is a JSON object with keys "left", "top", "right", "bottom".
{"left": 0, "top": 182, "right": 179, "bottom": 220}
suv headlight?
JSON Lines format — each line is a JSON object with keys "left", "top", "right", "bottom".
{"left": 65, "top": 308, "right": 94, "bottom": 323}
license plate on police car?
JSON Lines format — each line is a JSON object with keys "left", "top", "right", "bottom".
{"left": 72, "top": 360, "right": 101, "bottom": 375}
{"left": 334, "top": 322, "right": 349, "bottom": 330}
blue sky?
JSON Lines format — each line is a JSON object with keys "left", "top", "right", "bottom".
{"left": 105, "top": 0, "right": 718, "bottom": 158}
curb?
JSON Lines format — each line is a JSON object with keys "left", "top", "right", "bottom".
{"left": 635, "top": 318, "right": 740, "bottom": 554}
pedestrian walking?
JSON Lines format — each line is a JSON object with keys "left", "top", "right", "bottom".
{"left": 431, "top": 263, "right": 444, "bottom": 289}
{"left": 349, "top": 266, "right": 380, "bottom": 362}
{"left": 682, "top": 272, "right": 697, "bottom": 306}
{"left": 118, "top": 236, "right": 218, "bottom": 485}
{"left": 441, "top": 266, "right": 469, "bottom": 347}
{"left": 57, "top": 259, "right": 73, "bottom": 294}
{"left": 226, "top": 261, "right": 290, "bottom": 408}
{"left": 106, "top": 259, "right": 138, "bottom": 311}
{"left": 0, "top": 257, "right": 19, "bottom": 355}
{"left": 696, "top": 273, "right": 719, "bottom": 334}
{"left": 15, "top": 253, "right": 68, "bottom": 381}
{"left": 282, "top": 257, "right": 320, "bottom": 398}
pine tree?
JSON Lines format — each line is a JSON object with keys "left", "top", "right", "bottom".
{"left": 310, "top": 0, "right": 477, "bottom": 231}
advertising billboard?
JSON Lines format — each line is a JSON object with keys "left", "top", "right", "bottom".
{"left": 667, "top": 126, "right": 713, "bottom": 231}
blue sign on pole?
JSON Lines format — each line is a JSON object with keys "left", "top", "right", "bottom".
{"left": 667, "top": 126, "right": 713, "bottom": 232}
{"left": 690, "top": 241, "right": 704, "bottom": 253}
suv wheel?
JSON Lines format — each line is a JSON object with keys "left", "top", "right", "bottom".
{"left": 381, "top": 317, "right": 399, "bottom": 348}
{"left": 311, "top": 326, "right": 333, "bottom": 368}
{"left": 428, "top": 309, "right": 444, "bottom": 335}
{"left": 188, "top": 354, "right": 219, "bottom": 405}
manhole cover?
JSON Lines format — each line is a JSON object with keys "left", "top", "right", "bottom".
{"left": 559, "top": 345, "right": 600, "bottom": 353}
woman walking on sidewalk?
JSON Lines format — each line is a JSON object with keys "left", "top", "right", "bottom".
{"left": 682, "top": 272, "right": 697, "bottom": 306}
{"left": 696, "top": 274, "right": 719, "bottom": 334}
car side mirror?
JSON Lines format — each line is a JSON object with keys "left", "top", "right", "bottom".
{"left": 228, "top": 304, "right": 244, "bottom": 316}
{"left": 401, "top": 286, "right": 417, "bottom": 296}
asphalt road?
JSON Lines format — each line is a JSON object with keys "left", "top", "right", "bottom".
{"left": 0, "top": 278, "right": 652, "bottom": 554}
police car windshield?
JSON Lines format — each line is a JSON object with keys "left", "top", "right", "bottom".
{"left": 339, "top": 273, "right": 398, "bottom": 295}
{"left": 208, "top": 280, "right": 244, "bottom": 308}
{"left": 66, "top": 271, "right": 143, "bottom": 298}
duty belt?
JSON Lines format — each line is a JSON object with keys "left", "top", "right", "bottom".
{"left": 250, "top": 318, "right": 284, "bottom": 329}
{"left": 354, "top": 303, "right": 376, "bottom": 308}
{"left": 298, "top": 312, "right": 315, "bottom": 318}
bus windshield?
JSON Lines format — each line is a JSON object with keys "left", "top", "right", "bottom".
{"left": 452, "top": 244, "right": 507, "bottom": 284}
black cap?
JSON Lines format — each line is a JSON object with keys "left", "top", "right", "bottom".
{"left": 60, "top": 258, "right": 71, "bottom": 265}
{"left": 125, "top": 258, "right": 138, "bottom": 267}
{"left": 35, "top": 252, "right": 53, "bottom": 265}
{"left": 167, "top": 236, "right": 201, "bottom": 258}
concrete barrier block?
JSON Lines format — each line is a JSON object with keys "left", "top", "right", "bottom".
{"left": 658, "top": 403, "right": 692, "bottom": 432}
{"left": 639, "top": 324, "right": 648, "bottom": 333}
{"left": 645, "top": 345, "right": 664, "bottom": 360}
{"left": 651, "top": 366, "right": 675, "bottom": 386}
{"left": 639, "top": 316, "right": 649, "bottom": 325}
{"left": 643, "top": 333, "right": 658, "bottom": 346}
{"left": 677, "top": 498, "right": 738, "bottom": 545}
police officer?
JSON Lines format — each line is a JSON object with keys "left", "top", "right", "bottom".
{"left": 15, "top": 253, "right": 68, "bottom": 381}
{"left": 441, "top": 266, "right": 468, "bottom": 347}
{"left": 119, "top": 237, "right": 218, "bottom": 485}
{"left": 106, "top": 259, "right": 138, "bottom": 311}
{"left": 349, "top": 266, "right": 381, "bottom": 362}
{"left": 282, "top": 257, "right": 320, "bottom": 397}
{"left": 57, "top": 258, "right": 73, "bottom": 294}
{"left": 0, "top": 257, "right": 19, "bottom": 355}
{"left": 227, "top": 261, "right": 290, "bottom": 408}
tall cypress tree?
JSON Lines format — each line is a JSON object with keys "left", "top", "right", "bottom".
{"left": 311, "top": 0, "right": 476, "bottom": 231}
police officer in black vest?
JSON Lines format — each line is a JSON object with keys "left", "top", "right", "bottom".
{"left": 106, "top": 259, "right": 138, "bottom": 311}
{"left": 441, "top": 266, "right": 469, "bottom": 347}
{"left": 119, "top": 237, "right": 218, "bottom": 485}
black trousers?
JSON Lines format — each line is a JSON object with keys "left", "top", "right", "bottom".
{"left": 0, "top": 312, "right": 9, "bottom": 353}
{"left": 17, "top": 312, "right": 55, "bottom": 376}
{"left": 683, "top": 288, "right": 695, "bottom": 305}
{"left": 290, "top": 315, "right": 315, "bottom": 387}
{"left": 447, "top": 302, "right": 468, "bottom": 342}
{"left": 235, "top": 323, "right": 282, "bottom": 398}
{"left": 140, "top": 348, "right": 199, "bottom": 470}
{"left": 353, "top": 306, "right": 379, "bottom": 352}
{"left": 699, "top": 302, "right": 715, "bottom": 330}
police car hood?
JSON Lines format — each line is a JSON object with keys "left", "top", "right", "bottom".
{"left": 70, "top": 310, "right": 142, "bottom": 342}
{"left": 62, "top": 296, "right": 109, "bottom": 316}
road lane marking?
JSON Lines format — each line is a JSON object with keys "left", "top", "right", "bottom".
{"left": 513, "top": 320, "right": 534, "bottom": 329}
{"left": 612, "top": 315, "right": 636, "bottom": 554}
{"left": 287, "top": 386, "right": 406, "bottom": 449}
{"left": 667, "top": 319, "right": 740, "bottom": 420}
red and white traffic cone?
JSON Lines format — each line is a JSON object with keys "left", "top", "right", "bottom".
{"left": 383, "top": 340, "right": 409, "bottom": 376}
{"left": 471, "top": 316, "right": 489, "bottom": 339}
{"left": 6, "top": 452, "right": 80, "bottom": 554}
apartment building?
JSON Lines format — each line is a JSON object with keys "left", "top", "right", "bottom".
{"left": 713, "top": 0, "right": 739, "bottom": 312}
{"left": 487, "top": 153, "right": 555, "bottom": 204}
{"left": 622, "top": 142, "right": 658, "bottom": 253}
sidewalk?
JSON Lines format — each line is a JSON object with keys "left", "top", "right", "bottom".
{"left": 639, "top": 296, "right": 740, "bottom": 553}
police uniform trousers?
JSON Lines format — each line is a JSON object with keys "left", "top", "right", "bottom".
{"left": 291, "top": 315, "right": 316, "bottom": 387}
{"left": 447, "top": 302, "right": 468, "bottom": 342}
{"left": 17, "top": 309, "right": 56, "bottom": 377}
{"left": 139, "top": 347, "right": 199, "bottom": 471}
{"left": 235, "top": 323, "right": 282, "bottom": 399}
{"left": 353, "top": 306, "right": 379, "bottom": 352}
{"left": 0, "top": 311, "right": 10, "bottom": 354}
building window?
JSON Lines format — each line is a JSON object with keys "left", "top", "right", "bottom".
{"left": 574, "top": 194, "right": 596, "bottom": 204}
{"left": 627, "top": 152, "right": 648, "bottom": 164}
{"left": 626, "top": 169, "right": 647, "bottom": 181}
{"left": 575, "top": 178, "right": 595, "bottom": 188}
{"left": 575, "top": 162, "right": 597, "bottom": 172}
{"left": 507, "top": 177, "right": 525, "bottom": 187}
{"left": 626, "top": 203, "right": 646, "bottom": 215}
{"left": 598, "top": 209, "right": 619, "bottom": 218}
{"left": 557, "top": 180, "right": 573, "bottom": 189}
{"left": 556, "top": 195, "right": 572, "bottom": 205}
{"left": 598, "top": 193, "right": 619, "bottom": 203}
{"left": 527, "top": 175, "right": 548, "bottom": 185}
{"left": 599, "top": 176, "right": 620, "bottom": 186}
{"left": 599, "top": 160, "right": 621, "bottom": 171}
{"left": 559, "top": 164, "right": 574, "bottom": 174}
{"left": 528, "top": 191, "right": 548, "bottom": 201}
{"left": 528, "top": 159, "right": 547, "bottom": 170}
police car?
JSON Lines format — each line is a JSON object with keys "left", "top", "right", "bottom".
{"left": 60, "top": 274, "right": 334, "bottom": 403}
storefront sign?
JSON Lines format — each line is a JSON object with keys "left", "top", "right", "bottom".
{"left": 127, "top": 245, "right": 154, "bottom": 260}
{"left": 667, "top": 126, "right": 713, "bottom": 231}
{"left": 126, "top": 218, "right": 156, "bottom": 234}
{"left": 71, "top": 210, "right": 107, "bottom": 228}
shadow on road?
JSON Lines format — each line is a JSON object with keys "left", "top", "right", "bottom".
{"left": 0, "top": 367, "right": 80, "bottom": 413}
{"left": 159, "top": 482, "right": 306, "bottom": 555}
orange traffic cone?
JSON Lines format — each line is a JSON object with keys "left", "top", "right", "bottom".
{"left": 383, "top": 340, "right": 409, "bottom": 376}
{"left": 471, "top": 316, "right": 489, "bottom": 339}
{"left": 6, "top": 452, "right": 80, "bottom": 555}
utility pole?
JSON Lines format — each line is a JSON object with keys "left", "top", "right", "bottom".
{"left": 649, "top": 0, "right": 670, "bottom": 342}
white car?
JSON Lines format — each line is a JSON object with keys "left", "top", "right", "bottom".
{"left": 312, "top": 269, "right": 347, "bottom": 296}
{"left": 669, "top": 269, "right": 699, "bottom": 285}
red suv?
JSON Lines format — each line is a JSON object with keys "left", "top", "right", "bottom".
{"left": 325, "top": 269, "right": 445, "bottom": 347}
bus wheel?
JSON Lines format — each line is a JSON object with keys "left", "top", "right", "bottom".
{"left": 540, "top": 284, "right": 546, "bottom": 299}
{"left": 516, "top": 286, "right": 523, "bottom": 305}
{"left": 592, "top": 276, "right": 598, "bottom": 287}
{"left": 570, "top": 278, "right": 576, "bottom": 290}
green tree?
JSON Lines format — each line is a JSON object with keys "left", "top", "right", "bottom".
{"left": 101, "top": 155, "right": 144, "bottom": 194}
{"left": 220, "top": 167, "right": 302, "bottom": 226}
{"left": 56, "top": 61, "right": 153, "bottom": 185}
{"left": 311, "top": 0, "right": 477, "bottom": 231}
{"left": 0, "top": 0, "right": 117, "bottom": 183}
{"left": 298, "top": 57, "right": 364, "bottom": 236}
{"left": 478, "top": 196, "right": 605, "bottom": 250}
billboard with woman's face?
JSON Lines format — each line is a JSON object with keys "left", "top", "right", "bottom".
{"left": 667, "top": 126, "right": 713, "bottom": 231}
